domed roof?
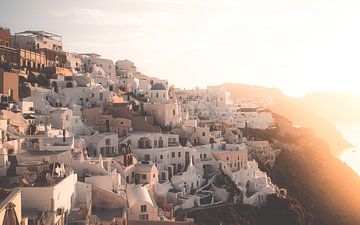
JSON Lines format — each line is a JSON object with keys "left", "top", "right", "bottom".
{"left": 151, "top": 83, "right": 166, "bottom": 91}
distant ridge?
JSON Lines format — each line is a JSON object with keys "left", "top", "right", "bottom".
{"left": 300, "top": 91, "right": 360, "bottom": 123}
{"left": 223, "top": 83, "right": 352, "bottom": 155}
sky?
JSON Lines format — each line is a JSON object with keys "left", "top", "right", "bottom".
{"left": 1, "top": 0, "right": 360, "bottom": 97}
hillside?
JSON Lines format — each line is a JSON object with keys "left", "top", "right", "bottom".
{"left": 223, "top": 83, "right": 352, "bottom": 155}
{"left": 300, "top": 91, "right": 360, "bottom": 123}
{"left": 180, "top": 195, "right": 311, "bottom": 225}
{"left": 243, "top": 114, "right": 360, "bottom": 225}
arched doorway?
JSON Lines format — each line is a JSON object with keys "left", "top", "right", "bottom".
{"left": 52, "top": 81, "right": 58, "bottom": 93}
{"left": 158, "top": 137, "right": 163, "bottom": 148}
{"left": 138, "top": 137, "right": 152, "bottom": 149}
{"left": 66, "top": 82, "right": 73, "bottom": 88}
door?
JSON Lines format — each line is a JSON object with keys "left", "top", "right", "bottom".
{"left": 135, "top": 174, "right": 140, "bottom": 184}
{"left": 159, "top": 138, "right": 163, "bottom": 148}
{"left": 185, "top": 151, "right": 190, "bottom": 169}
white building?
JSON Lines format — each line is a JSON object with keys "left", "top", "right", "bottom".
{"left": 60, "top": 85, "right": 116, "bottom": 108}
{"left": 133, "top": 146, "right": 202, "bottom": 183}
{"left": 143, "top": 83, "right": 181, "bottom": 128}
{"left": 85, "top": 56, "right": 116, "bottom": 76}
{"left": 65, "top": 52, "right": 84, "bottom": 73}
{"left": 84, "top": 132, "right": 119, "bottom": 157}
{"left": 19, "top": 172, "right": 78, "bottom": 225}
{"left": 120, "top": 132, "right": 179, "bottom": 150}
{"left": 49, "top": 108, "right": 85, "bottom": 134}
{"left": 126, "top": 185, "right": 160, "bottom": 221}
{"left": 13, "top": 30, "right": 63, "bottom": 51}
{"left": 171, "top": 157, "right": 204, "bottom": 195}
{"left": 0, "top": 189, "right": 23, "bottom": 225}
{"left": 116, "top": 59, "right": 137, "bottom": 77}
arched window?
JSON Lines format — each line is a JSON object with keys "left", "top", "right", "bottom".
{"left": 66, "top": 82, "right": 73, "bottom": 88}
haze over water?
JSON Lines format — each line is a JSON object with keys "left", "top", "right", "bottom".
{"left": 336, "top": 123, "right": 360, "bottom": 176}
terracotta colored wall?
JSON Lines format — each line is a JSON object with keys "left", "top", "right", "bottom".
{"left": 0, "top": 28, "right": 11, "bottom": 47}
{"left": 0, "top": 70, "right": 19, "bottom": 101}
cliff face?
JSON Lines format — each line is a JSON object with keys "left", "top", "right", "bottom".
{"left": 251, "top": 114, "right": 360, "bottom": 225}
{"left": 182, "top": 114, "right": 360, "bottom": 225}
{"left": 223, "top": 83, "right": 352, "bottom": 155}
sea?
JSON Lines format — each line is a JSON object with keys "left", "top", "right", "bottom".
{"left": 336, "top": 122, "right": 360, "bottom": 176}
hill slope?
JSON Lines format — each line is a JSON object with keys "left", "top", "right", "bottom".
{"left": 300, "top": 91, "right": 360, "bottom": 123}
{"left": 223, "top": 83, "right": 352, "bottom": 155}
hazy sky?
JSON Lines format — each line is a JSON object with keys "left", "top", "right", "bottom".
{"left": 1, "top": 0, "right": 360, "bottom": 97}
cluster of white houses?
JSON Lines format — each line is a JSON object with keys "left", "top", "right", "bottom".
{"left": 0, "top": 27, "right": 282, "bottom": 225}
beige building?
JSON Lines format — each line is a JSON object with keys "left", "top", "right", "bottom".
{"left": 19, "top": 48, "right": 46, "bottom": 73}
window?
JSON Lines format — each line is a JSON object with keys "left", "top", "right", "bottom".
{"left": 140, "top": 205, "right": 147, "bottom": 213}
{"left": 160, "top": 155, "right": 163, "bottom": 159}
{"left": 154, "top": 140, "right": 157, "bottom": 147}
{"left": 142, "top": 174, "right": 147, "bottom": 180}
{"left": 144, "top": 154, "right": 150, "bottom": 161}
{"left": 105, "top": 139, "right": 111, "bottom": 145}
{"left": 66, "top": 115, "right": 69, "bottom": 121}
{"left": 178, "top": 152, "right": 181, "bottom": 157}
{"left": 99, "top": 93, "right": 103, "bottom": 101}
{"left": 163, "top": 93, "right": 165, "bottom": 98}
{"left": 204, "top": 153, "right": 207, "bottom": 159}
{"left": 132, "top": 171, "right": 134, "bottom": 178}
{"left": 156, "top": 93, "right": 159, "bottom": 98}
{"left": 139, "top": 214, "right": 148, "bottom": 220}
{"left": 202, "top": 132, "right": 206, "bottom": 136}
{"left": 226, "top": 157, "right": 229, "bottom": 161}
{"left": 153, "top": 173, "right": 155, "bottom": 178}
{"left": 178, "top": 164, "right": 181, "bottom": 170}
{"left": 173, "top": 110, "right": 176, "bottom": 116}
{"left": 171, "top": 152, "right": 175, "bottom": 158}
